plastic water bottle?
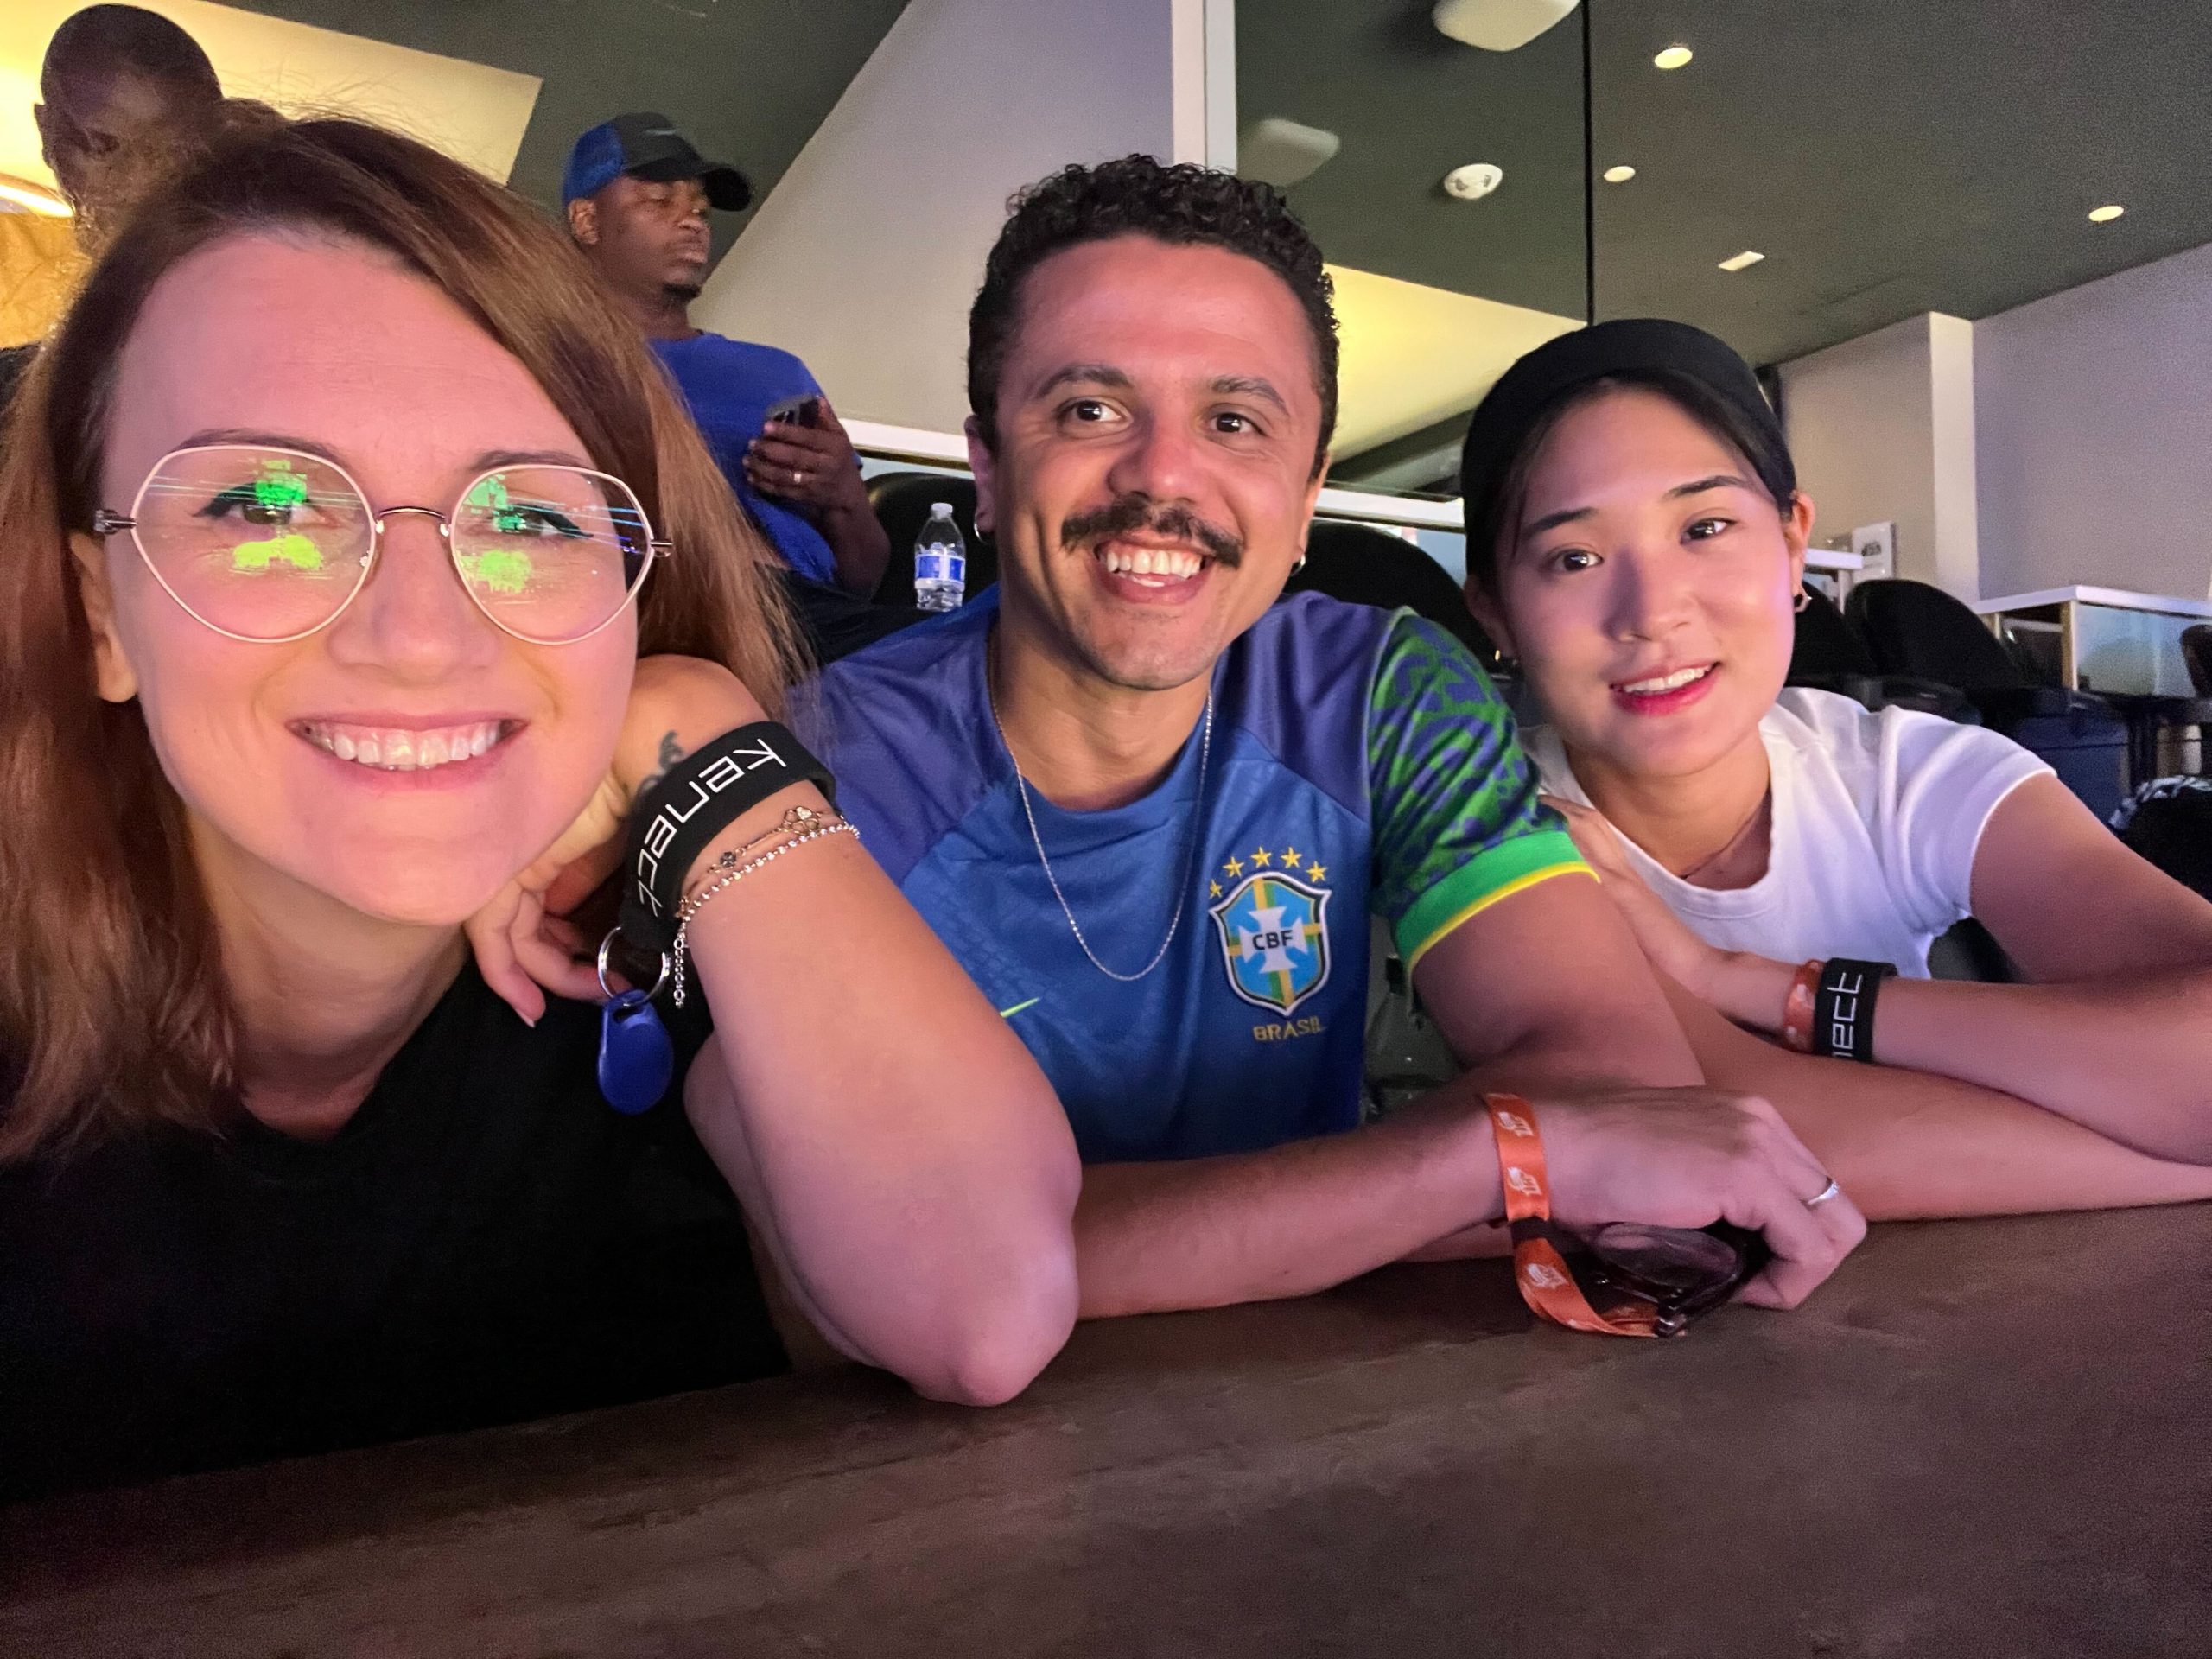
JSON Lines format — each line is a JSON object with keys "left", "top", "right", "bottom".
{"left": 913, "top": 502, "right": 968, "bottom": 613}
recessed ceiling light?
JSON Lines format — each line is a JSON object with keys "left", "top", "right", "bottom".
{"left": 1718, "top": 250, "right": 1765, "bottom": 272}
{"left": 2088, "top": 204, "right": 2126, "bottom": 223}
{"left": 1238, "top": 118, "right": 1341, "bottom": 188}
{"left": 1602, "top": 164, "right": 1637, "bottom": 183}
{"left": 1432, "top": 0, "right": 1580, "bottom": 53}
{"left": 1654, "top": 44, "right": 1694, "bottom": 70}
{"left": 1442, "top": 162, "right": 1505, "bottom": 201}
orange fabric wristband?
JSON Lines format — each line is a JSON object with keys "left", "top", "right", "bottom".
{"left": 1484, "top": 1093, "right": 1658, "bottom": 1338}
{"left": 1781, "top": 960, "right": 1822, "bottom": 1053}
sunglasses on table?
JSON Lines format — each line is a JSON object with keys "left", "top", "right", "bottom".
{"left": 1518, "top": 1217, "right": 1773, "bottom": 1338}
{"left": 92, "top": 445, "right": 672, "bottom": 645}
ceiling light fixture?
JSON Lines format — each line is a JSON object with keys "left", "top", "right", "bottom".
{"left": 1602, "top": 164, "right": 1637, "bottom": 183}
{"left": 1238, "top": 118, "right": 1342, "bottom": 188}
{"left": 1432, "top": 0, "right": 1580, "bottom": 52}
{"left": 1718, "top": 250, "right": 1765, "bottom": 272}
{"left": 2088, "top": 204, "right": 2126, "bottom": 223}
{"left": 1654, "top": 44, "right": 1694, "bottom": 70}
{"left": 0, "top": 175, "right": 72, "bottom": 218}
{"left": 1442, "top": 162, "right": 1505, "bottom": 201}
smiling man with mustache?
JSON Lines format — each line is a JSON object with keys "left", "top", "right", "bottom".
{"left": 803, "top": 156, "right": 1866, "bottom": 1322}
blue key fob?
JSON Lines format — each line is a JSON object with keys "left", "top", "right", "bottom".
{"left": 597, "top": 988, "right": 674, "bottom": 1115}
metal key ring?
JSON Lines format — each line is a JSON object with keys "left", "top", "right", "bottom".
{"left": 596, "top": 928, "right": 671, "bottom": 1002}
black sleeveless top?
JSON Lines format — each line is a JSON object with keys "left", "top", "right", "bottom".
{"left": 0, "top": 966, "right": 785, "bottom": 1502}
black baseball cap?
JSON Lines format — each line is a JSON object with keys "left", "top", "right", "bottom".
{"left": 1459, "top": 319, "right": 1791, "bottom": 567}
{"left": 562, "top": 111, "right": 752, "bottom": 211}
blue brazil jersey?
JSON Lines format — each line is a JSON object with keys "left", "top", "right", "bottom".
{"left": 648, "top": 334, "right": 838, "bottom": 586}
{"left": 800, "top": 591, "right": 1587, "bottom": 1162}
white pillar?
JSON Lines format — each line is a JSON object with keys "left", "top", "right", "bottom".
{"left": 1924, "top": 313, "right": 1980, "bottom": 601}
{"left": 1779, "top": 312, "right": 1981, "bottom": 601}
{"left": 694, "top": 0, "right": 1228, "bottom": 435}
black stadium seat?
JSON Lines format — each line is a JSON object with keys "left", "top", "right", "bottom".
{"left": 2182, "top": 625, "right": 2212, "bottom": 697}
{"left": 865, "top": 471, "right": 995, "bottom": 607}
{"left": 1847, "top": 578, "right": 2129, "bottom": 818}
{"left": 1847, "top": 578, "right": 2088, "bottom": 722}
{"left": 1281, "top": 518, "right": 1501, "bottom": 668}
{"left": 1789, "top": 584, "right": 1878, "bottom": 680}
{"left": 1788, "top": 587, "right": 1976, "bottom": 721}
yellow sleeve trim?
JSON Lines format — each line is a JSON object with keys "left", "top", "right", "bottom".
{"left": 1401, "top": 862, "right": 1597, "bottom": 976}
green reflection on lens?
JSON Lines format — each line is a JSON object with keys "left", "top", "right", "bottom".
{"left": 229, "top": 531, "right": 324, "bottom": 572}
{"left": 466, "top": 472, "right": 537, "bottom": 536}
{"left": 459, "top": 548, "right": 534, "bottom": 594}
{"left": 252, "top": 459, "right": 309, "bottom": 513}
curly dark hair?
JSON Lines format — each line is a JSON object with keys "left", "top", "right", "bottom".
{"left": 967, "top": 154, "right": 1338, "bottom": 474}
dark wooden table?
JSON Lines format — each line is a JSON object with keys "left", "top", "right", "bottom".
{"left": 4, "top": 1206, "right": 2207, "bottom": 1657}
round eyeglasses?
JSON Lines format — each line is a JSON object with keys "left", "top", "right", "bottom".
{"left": 91, "top": 444, "right": 674, "bottom": 646}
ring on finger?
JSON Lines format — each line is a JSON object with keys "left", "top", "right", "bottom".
{"left": 1803, "top": 1176, "right": 1842, "bottom": 1210}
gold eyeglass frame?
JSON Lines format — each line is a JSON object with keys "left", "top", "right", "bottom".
{"left": 90, "top": 443, "right": 675, "bottom": 646}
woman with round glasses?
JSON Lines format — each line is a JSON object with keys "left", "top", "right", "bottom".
{"left": 0, "top": 115, "right": 1081, "bottom": 1499}
{"left": 1457, "top": 320, "right": 2212, "bottom": 1216}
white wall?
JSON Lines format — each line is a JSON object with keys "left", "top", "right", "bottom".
{"left": 695, "top": 0, "right": 1218, "bottom": 435}
{"left": 1924, "top": 314, "right": 1980, "bottom": 600}
{"left": 1974, "top": 238, "right": 2212, "bottom": 601}
{"left": 1779, "top": 312, "right": 1980, "bottom": 598}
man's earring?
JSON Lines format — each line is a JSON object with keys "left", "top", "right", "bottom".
{"left": 1794, "top": 588, "right": 1812, "bottom": 613}
{"left": 1292, "top": 552, "right": 1308, "bottom": 574}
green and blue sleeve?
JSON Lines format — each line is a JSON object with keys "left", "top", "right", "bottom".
{"left": 1365, "top": 613, "right": 1591, "bottom": 971}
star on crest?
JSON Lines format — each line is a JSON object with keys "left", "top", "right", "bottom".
{"left": 1208, "top": 880, "right": 1223, "bottom": 899}
{"left": 1306, "top": 861, "right": 1327, "bottom": 882}
{"left": 1250, "top": 846, "right": 1274, "bottom": 868}
{"left": 1281, "top": 845, "right": 1302, "bottom": 867}
{"left": 1221, "top": 854, "right": 1245, "bottom": 879}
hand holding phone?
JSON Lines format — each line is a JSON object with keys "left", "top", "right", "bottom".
{"left": 763, "top": 393, "right": 822, "bottom": 429}
{"left": 747, "top": 394, "right": 862, "bottom": 518}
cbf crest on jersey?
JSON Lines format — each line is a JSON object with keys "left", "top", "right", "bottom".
{"left": 1208, "top": 847, "right": 1332, "bottom": 1015}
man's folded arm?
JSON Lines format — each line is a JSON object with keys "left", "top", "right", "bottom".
{"left": 1074, "top": 1084, "right": 1504, "bottom": 1319}
{"left": 1073, "top": 874, "right": 1704, "bottom": 1318}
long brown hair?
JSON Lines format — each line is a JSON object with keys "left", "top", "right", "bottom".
{"left": 0, "top": 115, "right": 801, "bottom": 1162}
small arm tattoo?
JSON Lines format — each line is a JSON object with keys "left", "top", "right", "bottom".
{"left": 639, "top": 730, "right": 684, "bottom": 795}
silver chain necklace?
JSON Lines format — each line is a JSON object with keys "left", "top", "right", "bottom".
{"left": 988, "top": 680, "right": 1214, "bottom": 984}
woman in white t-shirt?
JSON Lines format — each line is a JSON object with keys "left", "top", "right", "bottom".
{"left": 1457, "top": 320, "right": 2212, "bottom": 1198}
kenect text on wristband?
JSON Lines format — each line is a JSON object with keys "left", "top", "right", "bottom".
{"left": 1812, "top": 958, "right": 1894, "bottom": 1064}
{"left": 620, "top": 721, "right": 837, "bottom": 955}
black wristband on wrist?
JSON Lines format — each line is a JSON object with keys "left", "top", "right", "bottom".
{"left": 1812, "top": 957, "right": 1894, "bottom": 1063}
{"left": 618, "top": 721, "right": 836, "bottom": 955}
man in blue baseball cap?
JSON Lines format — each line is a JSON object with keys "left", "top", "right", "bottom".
{"left": 564, "top": 112, "right": 907, "bottom": 653}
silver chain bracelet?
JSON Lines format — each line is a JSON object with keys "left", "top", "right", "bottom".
{"left": 670, "top": 819, "right": 860, "bottom": 1007}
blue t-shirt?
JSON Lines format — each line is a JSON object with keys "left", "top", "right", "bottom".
{"left": 800, "top": 591, "right": 1589, "bottom": 1162}
{"left": 649, "top": 333, "right": 838, "bottom": 585}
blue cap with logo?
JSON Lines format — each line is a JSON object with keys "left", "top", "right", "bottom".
{"left": 561, "top": 111, "right": 752, "bottom": 211}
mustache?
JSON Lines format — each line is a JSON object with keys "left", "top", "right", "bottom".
{"left": 1058, "top": 494, "right": 1243, "bottom": 566}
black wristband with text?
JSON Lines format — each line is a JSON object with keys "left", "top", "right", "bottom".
{"left": 1812, "top": 957, "right": 1894, "bottom": 1063}
{"left": 618, "top": 721, "right": 836, "bottom": 956}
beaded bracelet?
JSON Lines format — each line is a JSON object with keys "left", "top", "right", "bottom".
{"left": 683, "top": 804, "right": 843, "bottom": 898}
{"left": 670, "top": 818, "right": 860, "bottom": 1007}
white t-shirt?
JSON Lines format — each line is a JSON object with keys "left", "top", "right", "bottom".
{"left": 1524, "top": 689, "right": 2052, "bottom": 976}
